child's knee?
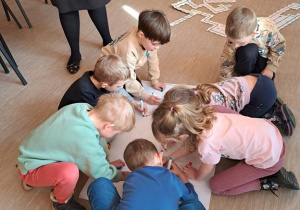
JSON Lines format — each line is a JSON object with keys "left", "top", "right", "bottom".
{"left": 59, "top": 162, "right": 79, "bottom": 184}
{"left": 209, "top": 177, "right": 225, "bottom": 195}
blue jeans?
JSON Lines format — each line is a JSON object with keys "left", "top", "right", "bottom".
{"left": 87, "top": 178, "right": 206, "bottom": 210}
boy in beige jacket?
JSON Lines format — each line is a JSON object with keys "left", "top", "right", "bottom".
{"left": 100, "top": 9, "right": 171, "bottom": 105}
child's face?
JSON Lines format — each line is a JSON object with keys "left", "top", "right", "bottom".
{"left": 141, "top": 38, "right": 161, "bottom": 51}
{"left": 228, "top": 35, "right": 253, "bottom": 49}
{"left": 105, "top": 80, "right": 126, "bottom": 92}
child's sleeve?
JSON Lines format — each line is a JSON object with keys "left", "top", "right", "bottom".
{"left": 174, "top": 176, "right": 206, "bottom": 209}
{"left": 265, "top": 31, "right": 286, "bottom": 73}
{"left": 147, "top": 50, "right": 160, "bottom": 85}
{"left": 220, "top": 41, "right": 236, "bottom": 80}
{"left": 115, "top": 88, "right": 134, "bottom": 101}
{"left": 77, "top": 138, "right": 122, "bottom": 182}
{"left": 120, "top": 51, "right": 148, "bottom": 99}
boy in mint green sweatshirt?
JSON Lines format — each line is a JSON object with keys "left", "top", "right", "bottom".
{"left": 17, "top": 94, "right": 135, "bottom": 210}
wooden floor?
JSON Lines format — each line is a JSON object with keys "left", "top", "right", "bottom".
{"left": 0, "top": 0, "right": 299, "bottom": 209}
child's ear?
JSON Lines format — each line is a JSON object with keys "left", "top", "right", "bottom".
{"left": 100, "top": 82, "right": 108, "bottom": 88}
{"left": 137, "top": 30, "right": 145, "bottom": 38}
{"left": 103, "top": 122, "right": 115, "bottom": 130}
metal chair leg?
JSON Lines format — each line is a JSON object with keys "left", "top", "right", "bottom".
{"left": 0, "top": 34, "right": 18, "bottom": 67}
{"left": 0, "top": 44, "right": 27, "bottom": 85}
{"left": 15, "top": 0, "right": 32, "bottom": 28}
{"left": 0, "top": 55, "right": 10, "bottom": 74}
{"left": 2, "top": 0, "right": 10, "bottom": 21}
{"left": 1, "top": 0, "right": 22, "bottom": 29}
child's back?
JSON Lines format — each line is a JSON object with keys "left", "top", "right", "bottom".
{"left": 199, "top": 112, "right": 283, "bottom": 168}
{"left": 118, "top": 166, "right": 192, "bottom": 209}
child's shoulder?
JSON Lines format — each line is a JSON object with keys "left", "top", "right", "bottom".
{"left": 257, "top": 17, "right": 277, "bottom": 31}
{"left": 109, "top": 27, "right": 138, "bottom": 47}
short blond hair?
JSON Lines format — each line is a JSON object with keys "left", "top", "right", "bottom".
{"left": 93, "top": 55, "right": 130, "bottom": 85}
{"left": 124, "top": 139, "right": 158, "bottom": 171}
{"left": 225, "top": 7, "right": 257, "bottom": 39}
{"left": 93, "top": 93, "right": 135, "bottom": 132}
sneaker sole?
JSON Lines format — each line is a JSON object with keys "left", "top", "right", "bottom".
{"left": 22, "top": 181, "right": 32, "bottom": 191}
{"left": 281, "top": 105, "right": 295, "bottom": 136}
{"left": 275, "top": 168, "right": 300, "bottom": 190}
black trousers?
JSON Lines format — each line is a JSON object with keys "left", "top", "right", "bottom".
{"left": 240, "top": 74, "right": 277, "bottom": 118}
{"left": 235, "top": 43, "right": 269, "bottom": 76}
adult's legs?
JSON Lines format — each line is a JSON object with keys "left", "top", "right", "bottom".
{"left": 87, "top": 177, "right": 121, "bottom": 210}
{"left": 209, "top": 146, "right": 284, "bottom": 195}
{"left": 18, "top": 162, "right": 79, "bottom": 203}
{"left": 240, "top": 74, "right": 277, "bottom": 117}
{"left": 88, "top": 6, "right": 112, "bottom": 46}
{"left": 235, "top": 43, "right": 268, "bottom": 75}
{"left": 59, "top": 11, "right": 81, "bottom": 72}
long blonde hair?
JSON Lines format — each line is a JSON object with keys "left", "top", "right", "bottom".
{"left": 152, "top": 86, "right": 216, "bottom": 152}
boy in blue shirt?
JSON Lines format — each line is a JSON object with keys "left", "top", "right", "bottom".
{"left": 88, "top": 139, "right": 205, "bottom": 210}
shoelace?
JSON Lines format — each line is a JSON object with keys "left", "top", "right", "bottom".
{"left": 260, "top": 182, "right": 279, "bottom": 197}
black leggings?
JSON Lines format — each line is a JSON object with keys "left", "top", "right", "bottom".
{"left": 235, "top": 43, "right": 269, "bottom": 75}
{"left": 240, "top": 74, "right": 277, "bottom": 118}
{"left": 59, "top": 6, "right": 112, "bottom": 63}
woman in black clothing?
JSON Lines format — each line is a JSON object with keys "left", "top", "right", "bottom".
{"left": 51, "top": 0, "right": 113, "bottom": 74}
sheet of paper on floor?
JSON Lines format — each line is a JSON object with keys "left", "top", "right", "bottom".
{"left": 79, "top": 81, "right": 214, "bottom": 209}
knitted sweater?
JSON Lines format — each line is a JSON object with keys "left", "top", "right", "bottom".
{"left": 18, "top": 103, "right": 122, "bottom": 182}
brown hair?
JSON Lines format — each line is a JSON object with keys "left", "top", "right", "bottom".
{"left": 93, "top": 93, "right": 135, "bottom": 132}
{"left": 124, "top": 139, "right": 158, "bottom": 171}
{"left": 225, "top": 7, "right": 257, "bottom": 39}
{"left": 138, "top": 9, "right": 171, "bottom": 44}
{"left": 93, "top": 55, "right": 130, "bottom": 85}
{"left": 152, "top": 86, "right": 216, "bottom": 152}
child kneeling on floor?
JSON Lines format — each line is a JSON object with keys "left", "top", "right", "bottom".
{"left": 17, "top": 94, "right": 135, "bottom": 210}
{"left": 152, "top": 86, "right": 299, "bottom": 196}
{"left": 87, "top": 139, "right": 205, "bottom": 210}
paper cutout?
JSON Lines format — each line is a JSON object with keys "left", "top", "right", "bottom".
{"left": 171, "top": 1, "right": 300, "bottom": 37}
{"left": 79, "top": 82, "right": 214, "bottom": 210}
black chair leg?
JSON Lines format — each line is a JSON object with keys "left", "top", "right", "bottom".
{"left": 2, "top": 0, "right": 10, "bottom": 21}
{"left": 1, "top": 0, "right": 22, "bottom": 29}
{"left": 15, "top": 0, "right": 32, "bottom": 28}
{"left": 45, "top": 0, "right": 48, "bottom": 4}
{"left": 0, "top": 34, "right": 18, "bottom": 67}
{"left": 0, "top": 55, "right": 10, "bottom": 74}
{"left": 0, "top": 44, "right": 27, "bottom": 85}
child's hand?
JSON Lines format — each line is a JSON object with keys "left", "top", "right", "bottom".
{"left": 132, "top": 101, "right": 147, "bottom": 114}
{"left": 110, "top": 159, "right": 125, "bottom": 170}
{"left": 170, "top": 162, "right": 189, "bottom": 183}
{"left": 261, "top": 69, "right": 274, "bottom": 79}
{"left": 144, "top": 94, "right": 161, "bottom": 105}
{"left": 121, "top": 171, "right": 131, "bottom": 181}
{"left": 152, "top": 82, "right": 166, "bottom": 92}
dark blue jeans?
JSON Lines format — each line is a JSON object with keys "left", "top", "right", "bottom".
{"left": 87, "top": 178, "right": 206, "bottom": 210}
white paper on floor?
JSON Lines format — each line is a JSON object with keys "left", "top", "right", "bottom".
{"left": 79, "top": 81, "right": 214, "bottom": 210}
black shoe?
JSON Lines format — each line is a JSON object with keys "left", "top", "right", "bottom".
{"left": 261, "top": 167, "right": 299, "bottom": 192}
{"left": 67, "top": 55, "right": 81, "bottom": 74}
{"left": 52, "top": 195, "right": 86, "bottom": 210}
{"left": 266, "top": 104, "right": 295, "bottom": 136}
